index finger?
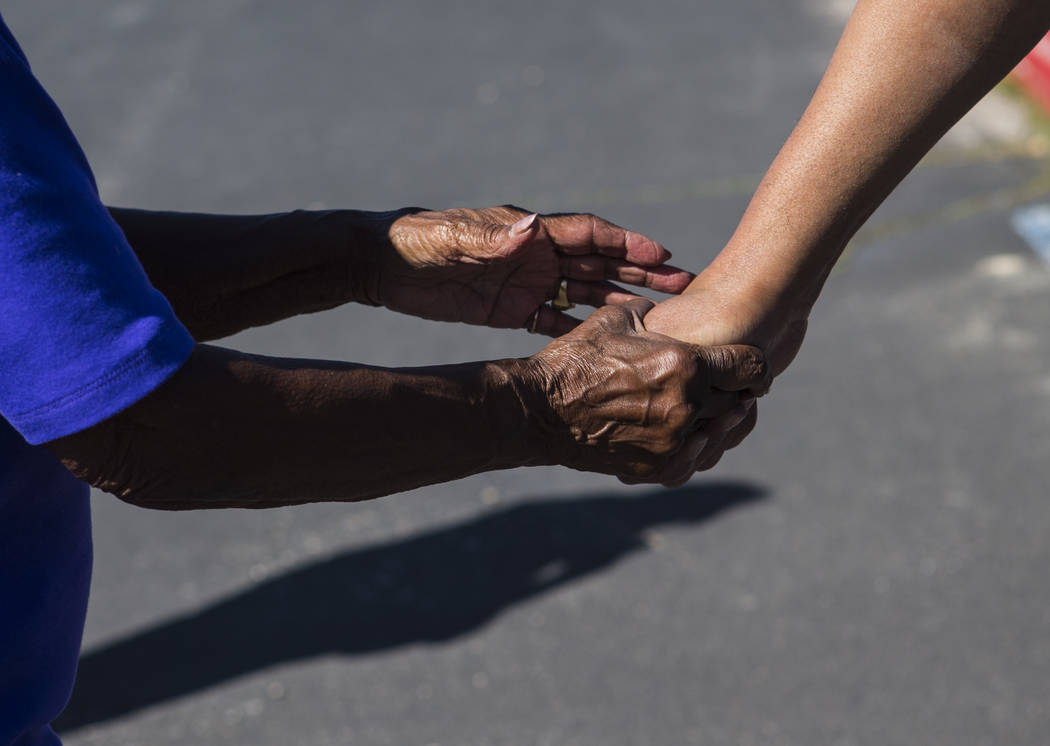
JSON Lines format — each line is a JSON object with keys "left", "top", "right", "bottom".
{"left": 693, "top": 344, "right": 771, "bottom": 396}
{"left": 539, "top": 213, "right": 671, "bottom": 266}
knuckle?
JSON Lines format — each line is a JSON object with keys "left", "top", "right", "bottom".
{"left": 706, "top": 345, "right": 732, "bottom": 372}
{"left": 441, "top": 219, "right": 463, "bottom": 249}
{"left": 666, "top": 344, "right": 692, "bottom": 367}
{"left": 656, "top": 345, "right": 694, "bottom": 375}
{"left": 589, "top": 303, "right": 631, "bottom": 332}
{"left": 483, "top": 222, "right": 505, "bottom": 246}
{"left": 584, "top": 213, "right": 601, "bottom": 242}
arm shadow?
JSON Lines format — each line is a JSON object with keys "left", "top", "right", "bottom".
{"left": 56, "top": 480, "right": 766, "bottom": 733}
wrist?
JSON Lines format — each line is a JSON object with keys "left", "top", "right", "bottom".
{"left": 667, "top": 263, "right": 813, "bottom": 377}
{"left": 327, "top": 207, "right": 423, "bottom": 307}
{"left": 682, "top": 259, "right": 816, "bottom": 347}
{"left": 692, "top": 204, "right": 852, "bottom": 328}
{"left": 481, "top": 358, "right": 558, "bottom": 469}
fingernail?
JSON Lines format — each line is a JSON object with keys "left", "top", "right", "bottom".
{"left": 509, "top": 213, "right": 538, "bottom": 237}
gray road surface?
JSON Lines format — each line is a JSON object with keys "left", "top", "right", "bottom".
{"left": 6, "top": 1, "right": 1050, "bottom": 744}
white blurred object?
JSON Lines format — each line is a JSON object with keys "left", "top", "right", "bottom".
{"left": 1010, "top": 203, "right": 1050, "bottom": 265}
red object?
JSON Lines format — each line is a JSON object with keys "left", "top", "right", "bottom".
{"left": 1013, "top": 33, "right": 1050, "bottom": 114}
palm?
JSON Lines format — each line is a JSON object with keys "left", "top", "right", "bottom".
{"left": 386, "top": 260, "right": 557, "bottom": 328}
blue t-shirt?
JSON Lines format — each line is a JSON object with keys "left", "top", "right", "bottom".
{"left": 0, "top": 16, "right": 194, "bottom": 746}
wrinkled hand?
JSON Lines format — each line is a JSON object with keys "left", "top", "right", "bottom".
{"left": 375, "top": 205, "right": 693, "bottom": 335}
{"left": 520, "top": 298, "right": 769, "bottom": 486}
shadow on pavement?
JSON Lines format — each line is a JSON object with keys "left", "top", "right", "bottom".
{"left": 56, "top": 481, "right": 766, "bottom": 732}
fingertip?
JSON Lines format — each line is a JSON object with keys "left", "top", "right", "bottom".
{"left": 698, "top": 345, "right": 771, "bottom": 395}
{"left": 723, "top": 406, "right": 758, "bottom": 451}
{"left": 727, "top": 344, "right": 772, "bottom": 390}
{"left": 687, "top": 435, "right": 708, "bottom": 461}
{"left": 621, "top": 296, "right": 657, "bottom": 320}
{"left": 567, "top": 279, "right": 650, "bottom": 309}
{"left": 661, "top": 475, "right": 693, "bottom": 489}
{"left": 693, "top": 446, "right": 725, "bottom": 473}
{"left": 645, "top": 265, "right": 696, "bottom": 294}
{"left": 624, "top": 230, "right": 671, "bottom": 266}
{"left": 530, "top": 307, "right": 581, "bottom": 338}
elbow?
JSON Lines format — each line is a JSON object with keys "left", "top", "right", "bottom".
{"left": 47, "top": 420, "right": 186, "bottom": 510}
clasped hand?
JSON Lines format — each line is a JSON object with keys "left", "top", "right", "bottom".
{"left": 520, "top": 298, "right": 769, "bottom": 485}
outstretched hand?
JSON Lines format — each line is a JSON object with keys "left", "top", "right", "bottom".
{"left": 374, "top": 205, "right": 694, "bottom": 335}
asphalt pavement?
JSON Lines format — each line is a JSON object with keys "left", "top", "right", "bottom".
{"left": 6, "top": 1, "right": 1050, "bottom": 744}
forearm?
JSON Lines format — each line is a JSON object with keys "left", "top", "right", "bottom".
{"left": 694, "top": 0, "right": 1050, "bottom": 342}
{"left": 109, "top": 207, "right": 405, "bottom": 340}
{"left": 48, "top": 344, "right": 542, "bottom": 509}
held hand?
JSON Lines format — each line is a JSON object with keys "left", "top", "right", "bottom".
{"left": 519, "top": 298, "right": 769, "bottom": 486}
{"left": 643, "top": 278, "right": 808, "bottom": 378}
{"left": 375, "top": 206, "right": 693, "bottom": 335}
{"left": 642, "top": 275, "right": 810, "bottom": 472}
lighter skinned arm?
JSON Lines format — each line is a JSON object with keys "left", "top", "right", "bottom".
{"left": 646, "top": 0, "right": 1050, "bottom": 363}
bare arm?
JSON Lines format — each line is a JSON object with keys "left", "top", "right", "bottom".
{"left": 646, "top": 0, "right": 1050, "bottom": 364}
{"left": 47, "top": 301, "right": 769, "bottom": 508}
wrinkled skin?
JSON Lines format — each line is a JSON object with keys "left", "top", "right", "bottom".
{"left": 377, "top": 205, "right": 694, "bottom": 336}
{"left": 523, "top": 298, "right": 770, "bottom": 486}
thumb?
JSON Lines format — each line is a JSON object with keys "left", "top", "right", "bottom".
{"left": 508, "top": 212, "right": 540, "bottom": 239}
{"left": 618, "top": 297, "right": 657, "bottom": 329}
{"left": 582, "top": 297, "right": 655, "bottom": 336}
{"left": 452, "top": 213, "right": 539, "bottom": 260}
{"left": 695, "top": 344, "right": 771, "bottom": 394}
{"left": 473, "top": 212, "right": 540, "bottom": 260}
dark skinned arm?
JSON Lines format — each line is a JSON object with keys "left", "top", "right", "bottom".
{"left": 108, "top": 207, "right": 387, "bottom": 341}
{"left": 48, "top": 301, "right": 770, "bottom": 508}
{"left": 109, "top": 205, "right": 693, "bottom": 341}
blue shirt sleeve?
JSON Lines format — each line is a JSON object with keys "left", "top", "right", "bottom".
{"left": 0, "top": 28, "right": 195, "bottom": 445}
